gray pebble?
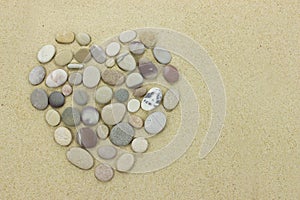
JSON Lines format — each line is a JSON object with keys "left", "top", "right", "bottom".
{"left": 90, "top": 45, "right": 106, "bottom": 64}
{"left": 153, "top": 47, "right": 172, "bottom": 64}
{"left": 76, "top": 127, "right": 98, "bottom": 148}
{"left": 114, "top": 88, "right": 129, "bottom": 103}
{"left": 144, "top": 111, "right": 166, "bottom": 135}
{"left": 138, "top": 61, "right": 158, "bottom": 79}
{"left": 62, "top": 107, "right": 81, "bottom": 126}
{"left": 81, "top": 106, "right": 100, "bottom": 126}
{"left": 68, "top": 72, "right": 82, "bottom": 86}
{"left": 28, "top": 66, "right": 46, "bottom": 85}
{"left": 73, "top": 90, "right": 89, "bottom": 105}
{"left": 49, "top": 91, "right": 65, "bottom": 108}
{"left": 30, "top": 88, "right": 48, "bottom": 110}
{"left": 97, "top": 145, "right": 117, "bottom": 160}
{"left": 129, "top": 41, "right": 145, "bottom": 55}
{"left": 109, "top": 122, "right": 135, "bottom": 146}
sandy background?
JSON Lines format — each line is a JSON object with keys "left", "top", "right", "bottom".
{"left": 0, "top": 0, "right": 299, "bottom": 199}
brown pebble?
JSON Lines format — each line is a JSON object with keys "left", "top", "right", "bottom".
{"left": 55, "top": 31, "right": 75, "bottom": 44}
{"left": 128, "top": 115, "right": 143, "bottom": 129}
{"left": 74, "top": 48, "right": 92, "bottom": 63}
{"left": 133, "top": 87, "right": 147, "bottom": 98}
{"left": 94, "top": 164, "right": 114, "bottom": 182}
{"left": 102, "top": 69, "right": 125, "bottom": 86}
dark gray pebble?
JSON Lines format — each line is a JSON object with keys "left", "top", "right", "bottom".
{"left": 49, "top": 91, "right": 65, "bottom": 108}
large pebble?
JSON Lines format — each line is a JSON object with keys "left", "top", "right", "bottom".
{"left": 102, "top": 69, "right": 125, "bottom": 86}
{"left": 45, "top": 69, "right": 68, "bottom": 88}
{"left": 116, "top": 153, "right": 135, "bottom": 172}
{"left": 101, "top": 103, "right": 126, "bottom": 125}
{"left": 106, "top": 42, "right": 121, "bottom": 57}
{"left": 83, "top": 66, "right": 101, "bottom": 88}
{"left": 67, "top": 63, "right": 84, "bottom": 69}
{"left": 30, "top": 88, "right": 48, "bottom": 110}
{"left": 76, "top": 127, "right": 98, "bottom": 148}
{"left": 28, "top": 66, "right": 46, "bottom": 85}
{"left": 128, "top": 115, "right": 143, "bottom": 129}
{"left": 62, "top": 107, "right": 81, "bottom": 126}
{"left": 110, "top": 122, "right": 134, "bottom": 146}
{"left": 138, "top": 61, "right": 158, "bottom": 79}
{"left": 116, "top": 52, "right": 136, "bottom": 71}
{"left": 97, "top": 145, "right": 117, "bottom": 160}
{"left": 96, "top": 124, "right": 109, "bottom": 139}
{"left": 81, "top": 106, "right": 100, "bottom": 126}
{"left": 76, "top": 32, "right": 91, "bottom": 46}
{"left": 126, "top": 73, "right": 143, "bottom": 89}
{"left": 129, "top": 41, "right": 145, "bottom": 55}
{"left": 131, "top": 137, "right": 148, "bottom": 153}
{"left": 133, "top": 87, "right": 147, "bottom": 98}
{"left": 163, "top": 65, "right": 179, "bottom": 83}
{"left": 119, "top": 30, "right": 137, "bottom": 43}
{"left": 94, "top": 164, "right": 114, "bottom": 182}
{"left": 95, "top": 86, "right": 113, "bottom": 104}
{"left": 55, "top": 32, "right": 75, "bottom": 44}
{"left": 90, "top": 45, "right": 106, "bottom": 64}
{"left": 144, "top": 111, "right": 167, "bottom": 135}
{"left": 139, "top": 31, "right": 156, "bottom": 48}
{"left": 163, "top": 88, "right": 180, "bottom": 111}
{"left": 66, "top": 147, "right": 94, "bottom": 170}
{"left": 54, "top": 127, "right": 72, "bottom": 146}
{"left": 74, "top": 48, "right": 92, "bottom": 63}
{"left": 68, "top": 72, "right": 82, "bottom": 86}
{"left": 54, "top": 49, "right": 73, "bottom": 66}
{"left": 73, "top": 90, "right": 89, "bottom": 105}
{"left": 153, "top": 47, "right": 172, "bottom": 64}
{"left": 45, "top": 109, "right": 61, "bottom": 127}
{"left": 49, "top": 91, "right": 65, "bottom": 108}
{"left": 141, "top": 87, "right": 162, "bottom": 111}
{"left": 37, "top": 44, "right": 56, "bottom": 63}
{"left": 114, "top": 88, "right": 129, "bottom": 103}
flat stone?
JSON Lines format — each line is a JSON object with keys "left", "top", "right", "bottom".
{"left": 127, "top": 99, "right": 140, "bottom": 113}
{"left": 138, "top": 61, "right": 158, "bottom": 79}
{"left": 54, "top": 49, "right": 73, "bottom": 66}
{"left": 45, "top": 69, "right": 68, "bottom": 88}
{"left": 109, "top": 122, "right": 134, "bottom": 146}
{"left": 97, "top": 145, "right": 117, "bottom": 160}
{"left": 54, "top": 127, "right": 72, "bottom": 146}
{"left": 102, "top": 69, "right": 125, "bottom": 86}
{"left": 101, "top": 103, "right": 126, "bottom": 125}
{"left": 76, "top": 32, "right": 91, "bottom": 46}
{"left": 105, "top": 58, "right": 115, "bottom": 67}
{"left": 95, "top": 86, "right": 113, "bottom": 104}
{"left": 94, "top": 164, "right": 114, "bottom": 182}
{"left": 62, "top": 84, "right": 73, "bottom": 96}
{"left": 144, "top": 111, "right": 166, "bottom": 135}
{"left": 126, "top": 73, "right": 143, "bottom": 89}
{"left": 67, "top": 63, "right": 84, "bottom": 69}
{"left": 81, "top": 106, "right": 99, "bottom": 126}
{"left": 139, "top": 31, "right": 156, "bottom": 48}
{"left": 153, "top": 47, "right": 172, "bottom": 64}
{"left": 76, "top": 127, "right": 98, "bottom": 148}
{"left": 106, "top": 42, "right": 121, "bottom": 57}
{"left": 96, "top": 124, "right": 109, "bottom": 139}
{"left": 129, "top": 41, "right": 145, "bottom": 55}
{"left": 74, "top": 48, "right": 92, "bottom": 63}
{"left": 163, "top": 88, "right": 180, "bottom": 111}
{"left": 114, "top": 88, "right": 129, "bottom": 103}
{"left": 119, "top": 30, "right": 137, "bottom": 43}
{"left": 73, "top": 90, "right": 89, "bottom": 105}
{"left": 141, "top": 87, "right": 162, "bottom": 111}
{"left": 90, "top": 45, "right": 106, "bottom": 64}
{"left": 116, "top": 153, "right": 135, "bottom": 172}
{"left": 37, "top": 44, "right": 56, "bottom": 63}
{"left": 68, "top": 72, "right": 82, "bottom": 86}
{"left": 62, "top": 107, "right": 81, "bottom": 126}
{"left": 131, "top": 137, "right": 148, "bottom": 153}
{"left": 55, "top": 32, "right": 75, "bottom": 44}
{"left": 28, "top": 66, "right": 46, "bottom": 85}
{"left": 133, "top": 87, "right": 147, "bottom": 98}
{"left": 163, "top": 65, "right": 179, "bottom": 83}
{"left": 116, "top": 52, "right": 136, "bottom": 71}
{"left": 128, "top": 115, "right": 143, "bottom": 129}
{"left": 66, "top": 147, "right": 94, "bottom": 170}
{"left": 83, "top": 66, "right": 101, "bottom": 88}
{"left": 45, "top": 109, "right": 61, "bottom": 127}
{"left": 30, "top": 88, "right": 48, "bottom": 110}
{"left": 49, "top": 91, "right": 65, "bottom": 108}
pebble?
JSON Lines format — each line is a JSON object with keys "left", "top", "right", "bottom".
{"left": 97, "top": 145, "right": 117, "bottom": 160}
{"left": 30, "top": 88, "right": 48, "bottom": 110}
{"left": 102, "top": 69, "right": 125, "bottom": 86}
{"left": 90, "top": 45, "right": 106, "bottom": 64}
{"left": 138, "top": 61, "right": 158, "bottom": 79}
{"left": 28, "top": 66, "right": 46, "bottom": 85}
{"left": 116, "top": 52, "right": 136, "bottom": 71}
{"left": 55, "top": 32, "right": 75, "bottom": 44}
{"left": 126, "top": 73, "right": 143, "bottom": 89}
{"left": 75, "top": 32, "right": 91, "bottom": 46}
{"left": 54, "top": 127, "right": 72, "bottom": 146}
{"left": 119, "top": 30, "right": 137, "bottom": 43}
{"left": 76, "top": 127, "right": 98, "bottom": 148}
{"left": 54, "top": 49, "right": 73, "bottom": 66}
{"left": 66, "top": 147, "right": 94, "bottom": 170}
{"left": 127, "top": 99, "right": 140, "bottom": 113}
{"left": 163, "top": 65, "right": 179, "bottom": 83}
{"left": 116, "top": 153, "right": 135, "bottom": 172}
{"left": 49, "top": 91, "right": 65, "bottom": 108}
{"left": 153, "top": 47, "right": 172, "bottom": 64}
{"left": 101, "top": 103, "right": 126, "bottom": 125}
{"left": 141, "top": 87, "right": 162, "bottom": 111}
{"left": 94, "top": 164, "right": 114, "bottom": 182}
{"left": 73, "top": 90, "right": 89, "bottom": 105}
{"left": 45, "top": 69, "right": 68, "bottom": 88}
{"left": 81, "top": 106, "right": 100, "bottom": 126}
{"left": 129, "top": 41, "right": 145, "bottom": 55}
{"left": 74, "top": 48, "right": 92, "bottom": 63}
{"left": 67, "top": 63, "right": 84, "bottom": 69}
{"left": 139, "top": 31, "right": 156, "bottom": 48}
{"left": 144, "top": 111, "right": 167, "bottom": 135}
{"left": 114, "top": 88, "right": 129, "bottom": 103}
{"left": 109, "top": 122, "right": 134, "bottom": 146}
{"left": 128, "top": 115, "right": 143, "bottom": 129}
{"left": 95, "top": 86, "right": 113, "bottom": 104}
{"left": 37, "top": 44, "right": 56, "bottom": 63}
{"left": 163, "top": 88, "right": 180, "bottom": 111}
{"left": 96, "top": 124, "right": 109, "bottom": 139}
{"left": 82, "top": 66, "right": 101, "bottom": 88}
{"left": 133, "top": 87, "right": 147, "bottom": 98}
{"left": 105, "top": 58, "right": 115, "bottom": 67}
{"left": 62, "top": 84, "right": 72, "bottom": 96}
{"left": 131, "top": 137, "right": 148, "bottom": 153}
{"left": 62, "top": 107, "right": 81, "bottom": 126}
{"left": 68, "top": 72, "right": 82, "bottom": 86}
{"left": 45, "top": 109, "right": 61, "bottom": 127}
{"left": 106, "top": 42, "right": 121, "bottom": 57}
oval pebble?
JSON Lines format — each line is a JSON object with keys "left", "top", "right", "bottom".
{"left": 90, "top": 45, "right": 106, "bottom": 64}
{"left": 133, "top": 87, "right": 147, "bottom": 98}
{"left": 83, "top": 66, "right": 101, "bottom": 88}
{"left": 81, "top": 106, "right": 100, "bottom": 126}
{"left": 106, "top": 42, "right": 121, "bottom": 57}
{"left": 28, "top": 66, "right": 46, "bottom": 85}
{"left": 74, "top": 48, "right": 92, "bottom": 63}
{"left": 116, "top": 52, "right": 136, "bottom": 71}
{"left": 62, "top": 107, "right": 81, "bottom": 126}
{"left": 102, "top": 69, "right": 125, "bottom": 86}
{"left": 129, "top": 41, "right": 145, "bottom": 55}
{"left": 109, "top": 122, "right": 134, "bottom": 146}
{"left": 127, "top": 99, "right": 140, "bottom": 113}
{"left": 114, "top": 88, "right": 129, "bottom": 103}
{"left": 95, "top": 86, "right": 113, "bottom": 104}
{"left": 54, "top": 49, "right": 73, "bottom": 66}
{"left": 97, "top": 145, "right": 117, "bottom": 160}
{"left": 101, "top": 103, "right": 126, "bottom": 125}
{"left": 76, "top": 32, "right": 91, "bottom": 46}
{"left": 73, "top": 90, "right": 89, "bottom": 105}
{"left": 144, "top": 111, "right": 167, "bottom": 135}
{"left": 62, "top": 84, "right": 73, "bottom": 96}
{"left": 153, "top": 47, "right": 172, "bottom": 64}
{"left": 45, "top": 69, "right": 68, "bottom": 88}
{"left": 37, "top": 44, "right": 56, "bottom": 63}
{"left": 138, "top": 61, "right": 158, "bottom": 79}
{"left": 163, "top": 65, "right": 179, "bottom": 84}
{"left": 126, "top": 73, "right": 143, "bottom": 89}
{"left": 163, "top": 88, "right": 180, "bottom": 111}
{"left": 45, "top": 109, "right": 61, "bottom": 127}
{"left": 66, "top": 147, "right": 94, "bottom": 170}
{"left": 141, "top": 87, "right": 162, "bottom": 111}
{"left": 139, "top": 31, "right": 156, "bottom": 48}
{"left": 76, "top": 127, "right": 98, "bottom": 148}
{"left": 105, "top": 58, "right": 115, "bottom": 67}
{"left": 55, "top": 32, "right": 75, "bottom": 44}
{"left": 116, "top": 153, "right": 135, "bottom": 172}
{"left": 128, "top": 115, "right": 143, "bottom": 129}
{"left": 94, "top": 164, "right": 114, "bottom": 182}
{"left": 119, "top": 30, "right": 137, "bottom": 43}
{"left": 68, "top": 72, "right": 82, "bottom": 86}
{"left": 67, "top": 63, "right": 84, "bottom": 69}
{"left": 30, "top": 88, "right": 48, "bottom": 110}
{"left": 96, "top": 124, "right": 109, "bottom": 139}
{"left": 54, "top": 127, "right": 72, "bottom": 146}
{"left": 49, "top": 91, "right": 65, "bottom": 108}
{"left": 131, "top": 137, "right": 148, "bottom": 153}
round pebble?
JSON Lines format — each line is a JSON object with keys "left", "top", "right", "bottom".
{"left": 128, "top": 115, "right": 143, "bottom": 129}
{"left": 119, "top": 30, "right": 137, "bottom": 43}
{"left": 30, "top": 88, "right": 48, "bottom": 110}
{"left": 116, "top": 52, "right": 136, "bottom": 71}
{"left": 37, "top": 44, "right": 56, "bottom": 63}
{"left": 144, "top": 111, "right": 167, "bottom": 135}
{"left": 163, "top": 65, "right": 179, "bottom": 83}
{"left": 90, "top": 45, "right": 106, "bottom": 64}
{"left": 102, "top": 69, "right": 125, "bottom": 86}
{"left": 109, "top": 122, "right": 135, "bottom": 146}
{"left": 54, "top": 49, "right": 73, "bottom": 66}
{"left": 81, "top": 106, "right": 100, "bottom": 126}
{"left": 97, "top": 145, "right": 117, "bottom": 160}
{"left": 67, "top": 63, "right": 84, "bottom": 69}
{"left": 131, "top": 137, "right": 148, "bottom": 153}
{"left": 73, "top": 90, "right": 89, "bottom": 105}
{"left": 94, "top": 164, "right": 114, "bottom": 182}
{"left": 83, "top": 66, "right": 101, "bottom": 88}
{"left": 76, "top": 32, "right": 91, "bottom": 46}
{"left": 114, "top": 88, "right": 129, "bottom": 103}
{"left": 66, "top": 147, "right": 94, "bottom": 170}
{"left": 28, "top": 66, "right": 46, "bottom": 85}
{"left": 139, "top": 31, "right": 156, "bottom": 48}
{"left": 133, "top": 87, "right": 147, "bottom": 98}
{"left": 45, "top": 69, "right": 68, "bottom": 88}
{"left": 45, "top": 109, "right": 61, "bottom": 127}
{"left": 105, "top": 58, "right": 115, "bottom": 67}
{"left": 106, "top": 42, "right": 121, "bottom": 57}
{"left": 49, "top": 91, "right": 65, "bottom": 108}
{"left": 68, "top": 72, "right": 82, "bottom": 86}
{"left": 95, "top": 86, "right": 113, "bottom": 104}
{"left": 141, "top": 87, "right": 162, "bottom": 111}
{"left": 116, "top": 153, "right": 135, "bottom": 172}
{"left": 101, "top": 103, "right": 126, "bottom": 125}
{"left": 76, "top": 127, "right": 98, "bottom": 148}
{"left": 61, "top": 107, "right": 81, "bottom": 126}
{"left": 126, "top": 73, "right": 143, "bottom": 89}
{"left": 163, "top": 88, "right": 180, "bottom": 111}
{"left": 55, "top": 31, "right": 75, "bottom": 44}
{"left": 129, "top": 41, "right": 145, "bottom": 55}
{"left": 54, "top": 127, "right": 72, "bottom": 146}
{"left": 62, "top": 84, "right": 73, "bottom": 97}
{"left": 96, "top": 124, "right": 109, "bottom": 139}
{"left": 153, "top": 47, "right": 172, "bottom": 64}
{"left": 127, "top": 99, "right": 140, "bottom": 113}
{"left": 74, "top": 48, "right": 92, "bottom": 63}
{"left": 138, "top": 61, "right": 158, "bottom": 79}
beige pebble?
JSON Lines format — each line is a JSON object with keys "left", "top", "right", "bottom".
{"left": 74, "top": 48, "right": 92, "bottom": 63}
{"left": 45, "top": 109, "right": 61, "bottom": 127}
{"left": 76, "top": 32, "right": 91, "bottom": 46}
{"left": 127, "top": 99, "right": 140, "bottom": 113}
{"left": 131, "top": 137, "right": 148, "bottom": 153}
{"left": 55, "top": 32, "right": 75, "bottom": 44}
{"left": 66, "top": 147, "right": 94, "bottom": 170}
{"left": 62, "top": 84, "right": 73, "bottom": 96}
{"left": 116, "top": 153, "right": 135, "bottom": 172}
{"left": 133, "top": 87, "right": 147, "bottom": 98}
{"left": 95, "top": 86, "right": 113, "bottom": 104}
{"left": 128, "top": 115, "right": 143, "bottom": 129}
{"left": 101, "top": 103, "right": 126, "bottom": 125}
{"left": 102, "top": 69, "right": 125, "bottom": 86}
{"left": 163, "top": 88, "right": 180, "bottom": 111}
{"left": 94, "top": 164, "right": 114, "bottom": 182}
{"left": 54, "top": 127, "right": 72, "bottom": 146}
{"left": 96, "top": 124, "right": 109, "bottom": 139}
{"left": 139, "top": 31, "right": 156, "bottom": 48}
{"left": 106, "top": 42, "right": 121, "bottom": 57}
{"left": 54, "top": 49, "right": 73, "bottom": 66}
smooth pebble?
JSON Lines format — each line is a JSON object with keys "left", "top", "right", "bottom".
{"left": 133, "top": 87, "right": 147, "bottom": 98}
{"left": 74, "top": 48, "right": 92, "bottom": 63}
{"left": 45, "top": 69, "right": 68, "bottom": 88}
{"left": 81, "top": 106, "right": 100, "bottom": 126}
{"left": 28, "top": 66, "right": 46, "bottom": 85}
{"left": 105, "top": 58, "right": 115, "bottom": 67}
{"left": 30, "top": 88, "right": 48, "bottom": 110}
{"left": 128, "top": 115, "right": 143, "bottom": 129}
{"left": 139, "top": 31, "right": 156, "bottom": 48}
{"left": 94, "top": 164, "right": 114, "bottom": 182}
{"left": 73, "top": 90, "right": 89, "bottom": 105}
{"left": 68, "top": 72, "right": 82, "bottom": 86}
{"left": 110, "top": 122, "right": 134, "bottom": 146}
{"left": 102, "top": 69, "right": 125, "bottom": 86}
{"left": 127, "top": 99, "right": 140, "bottom": 113}
{"left": 90, "top": 45, "right": 106, "bottom": 64}
{"left": 163, "top": 65, "right": 179, "bottom": 83}
{"left": 126, "top": 73, "right": 143, "bottom": 89}
{"left": 153, "top": 47, "right": 172, "bottom": 64}
{"left": 138, "top": 61, "right": 158, "bottom": 79}
{"left": 97, "top": 145, "right": 117, "bottom": 160}
{"left": 61, "top": 107, "right": 81, "bottom": 126}
{"left": 45, "top": 109, "right": 61, "bottom": 127}
{"left": 101, "top": 103, "right": 126, "bottom": 125}
{"left": 95, "top": 86, "right": 113, "bottom": 104}
{"left": 49, "top": 91, "right": 65, "bottom": 108}
{"left": 67, "top": 63, "right": 84, "bottom": 69}
{"left": 37, "top": 44, "right": 56, "bottom": 63}
{"left": 119, "top": 30, "right": 137, "bottom": 43}
{"left": 76, "top": 32, "right": 91, "bottom": 46}
{"left": 96, "top": 124, "right": 109, "bottom": 139}
{"left": 66, "top": 147, "right": 94, "bottom": 170}
{"left": 83, "top": 66, "right": 101, "bottom": 88}
{"left": 116, "top": 153, "right": 135, "bottom": 172}
{"left": 129, "top": 41, "right": 145, "bottom": 55}
{"left": 163, "top": 88, "right": 180, "bottom": 111}
{"left": 54, "top": 127, "right": 72, "bottom": 146}
{"left": 62, "top": 84, "right": 73, "bottom": 96}
{"left": 54, "top": 49, "right": 73, "bottom": 66}
{"left": 141, "top": 87, "right": 162, "bottom": 111}
{"left": 116, "top": 52, "right": 136, "bottom": 71}
{"left": 144, "top": 111, "right": 167, "bottom": 135}
{"left": 76, "top": 127, "right": 98, "bottom": 148}
{"left": 131, "top": 137, "right": 148, "bottom": 153}
{"left": 55, "top": 32, "right": 75, "bottom": 44}
{"left": 114, "top": 88, "right": 129, "bottom": 103}
{"left": 106, "top": 42, "right": 121, "bottom": 57}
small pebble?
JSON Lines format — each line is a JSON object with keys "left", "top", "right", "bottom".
{"left": 49, "top": 91, "right": 65, "bottom": 108}
{"left": 126, "top": 73, "right": 143, "bottom": 89}
{"left": 106, "top": 42, "right": 121, "bottom": 57}
{"left": 82, "top": 66, "right": 101, "bottom": 88}
{"left": 128, "top": 115, "right": 143, "bottom": 129}
{"left": 68, "top": 72, "right": 82, "bottom": 86}
{"left": 163, "top": 88, "right": 180, "bottom": 111}
{"left": 54, "top": 49, "right": 73, "bottom": 66}
{"left": 119, "top": 30, "right": 137, "bottom": 43}
{"left": 97, "top": 145, "right": 117, "bottom": 160}
{"left": 102, "top": 69, "right": 125, "bottom": 86}
{"left": 116, "top": 52, "right": 136, "bottom": 71}
{"left": 138, "top": 60, "right": 158, "bottom": 79}
{"left": 105, "top": 58, "right": 115, "bottom": 67}
{"left": 30, "top": 88, "right": 48, "bottom": 110}
{"left": 114, "top": 88, "right": 129, "bottom": 103}
{"left": 66, "top": 147, "right": 94, "bottom": 170}
{"left": 90, "top": 45, "right": 106, "bottom": 64}
{"left": 62, "top": 84, "right": 73, "bottom": 96}
{"left": 96, "top": 124, "right": 109, "bottom": 139}
{"left": 110, "top": 122, "right": 134, "bottom": 146}
{"left": 74, "top": 48, "right": 92, "bottom": 63}
{"left": 163, "top": 65, "right": 179, "bottom": 83}
{"left": 153, "top": 47, "right": 172, "bottom": 64}
{"left": 73, "top": 90, "right": 89, "bottom": 105}
{"left": 133, "top": 87, "right": 147, "bottom": 98}
{"left": 37, "top": 44, "right": 56, "bottom": 63}
{"left": 144, "top": 111, "right": 166, "bottom": 135}
{"left": 116, "top": 153, "right": 135, "bottom": 172}
{"left": 45, "top": 69, "right": 68, "bottom": 88}
{"left": 94, "top": 164, "right": 114, "bottom": 182}
{"left": 131, "top": 137, "right": 148, "bottom": 153}
{"left": 45, "top": 109, "right": 61, "bottom": 127}
{"left": 67, "top": 63, "right": 84, "bottom": 69}
{"left": 141, "top": 87, "right": 162, "bottom": 111}
{"left": 81, "top": 106, "right": 100, "bottom": 126}
{"left": 28, "top": 66, "right": 46, "bottom": 85}
{"left": 139, "top": 31, "right": 156, "bottom": 48}
{"left": 62, "top": 107, "right": 81, "bottom": 126}
{"left": 129, "top": 41, "right": 145, "bottom": 55}
{"left": 95, "top": 86, "right": 113, "bottom": 104}
{"left": 76, "top": 32, "right": 91, "bottom": 46}
{"left": 127, "top": 99, "right": 140, "bottom": 113}
{"left": 76, "top": 127, "right": 98, "bottom": 148}
{"left": 54, "top": 127, "right": 72, "bottom": 146}
{"left": 55, "top": 32, "right": 75, "bottom": 44}
{"left": 101, "top": 103, "right": 126, "bottom": 125}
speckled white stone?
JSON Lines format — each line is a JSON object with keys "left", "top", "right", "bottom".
{"left": 141, "top": 87, "right": 162, "bottom": 111}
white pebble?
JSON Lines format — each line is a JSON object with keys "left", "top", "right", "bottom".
{"left": 46, "top": 69, "right": 68, "bottom": 88}
{"left": 67, "top": 63, "right": 84, "bottom": 69}
{"left": 66, "top": 147, "right": 94, "bottom": 170}
{"left": 37, "top": 44, "right": 56, "bottom": 63}
{"left": 144, "top": 111, "right": 166, "bottom": 135}
{"left": 83, "top": 66, "right": 101, "bottom": 88}
{"left": 153, "top": 47, "right": 172, "bottom": 64}
{"left": 45, "top": 109, "right": 61, "bottom": 127}
{"left": 54, "top": 127, "right": 72, "bottom": 146}
{"left": 106, "top": 42, "right": 121, "bottom": 57}
{"left": 116, "top": 52, "right": 136, "bottom": 71}
{"left": 131, "top": 137, "right": 148, "bottom": 153}
{"left": 119, "top": 30, "right": 137, "bottom": 43}
{"left": 76, "top": 32, "right": 91, "bottom": 46}
{"left": 126, "top": 73, "right": 143, "bottom": 89}
{"left": 105, "top": 58, "right": 115, "bottom": 67}
{"left": 96, "top": 124, "right": 109, "bottom": 139}
{"left": 127, "top": 99, "right": 140, "bottom": 113}
{"left": 116, "top": 153, "right": 135, "bottom": 172}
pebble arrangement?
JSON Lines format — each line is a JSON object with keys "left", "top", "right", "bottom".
{"left": 29, "top": 30, "right": 181, "bottom": 182}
